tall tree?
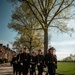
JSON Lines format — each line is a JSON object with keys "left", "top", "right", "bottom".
{"left": 8, "top": 5, "right": 44, "bottom": 53}
{"left": 8, "top": 0, "right": 75, "bottom": 54}
{"left": 19, "top": 0, "right": 75, "bottom": 54}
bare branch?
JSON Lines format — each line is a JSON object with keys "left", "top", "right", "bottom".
{"left": 27, "top": 1, "right": 45, "bottom": 24}
{"left": 24, "top": 0, "right": 44, "bottom": 29}
{"left": 57, "top": 0, "right": 74, "bottom": 15}
{"left": 48, "top": 0, "right": 65, "bottom": 26}
{"left": 48, "top": 0, "right": 57, "bottom": 16}
{"left": 33, "top": 28, "right": 43, "bottom": 30}
{"left": 38, "top": 0, "right": 44, "bottom": 16}
{"left": 40, "top": 0, "right": 44, "bottom": 9}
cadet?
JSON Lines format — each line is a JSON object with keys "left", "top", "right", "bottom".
{"left": 45, "top": 47, "right": 57, "bottom": 75}
{"left": 53, "top": 49, "right": 57, "bottom": 74}
{"left": 30, "top": 51, "right": 37, "bottom": 75}
{"left": 17, "top": 50, "right": 23, "bottom": 75}
{"left": 20, "top": 47, "right": 30, "bottom": 75}
{"left": 11, "top": 54, "right": 17, "bottom": 75}
{"left": 36, "top": 49, "right": 44, "bottom": 75}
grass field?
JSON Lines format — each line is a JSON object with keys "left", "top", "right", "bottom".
{"left": 57, "top": 62, "right": 75, "bottom": 75}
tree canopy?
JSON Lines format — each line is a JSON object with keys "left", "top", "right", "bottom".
{"left": 8, "top": 5, "right": 44, "bottom": 53}
{"left": 8, "top": 0, "right": 75, "bottom": 54}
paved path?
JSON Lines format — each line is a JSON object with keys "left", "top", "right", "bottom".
{"left": 0, "top": 67, "right": 46, "bottom": 75}
{"left": 0, "top": 66, "right": 64, "bottom": 75}
{"left": 0, "top": 63, "right": 46, "bottom": 75}
{"left": 0, "top": 63, "right": 65, "bottom": 75}
{"left": 0, "top": 66, "right": 13, "bottom": 75}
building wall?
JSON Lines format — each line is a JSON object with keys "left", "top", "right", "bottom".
{"left": 0, "top": 44, "right": 16, "bottom": 62}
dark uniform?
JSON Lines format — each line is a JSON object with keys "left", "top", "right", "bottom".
{"left": 30, "top": 52, "right": 37, "bottom": 75}
{"left": 20, "top": 49, "right": 30, "bottom": 75}
{"left": 36, "top": 49, "right": 44, "bottom": 75}
{"left": 17, "top": 52, "right": 23, "bottom": 75}
{"left": 53, "top": 54, "right": 57, "bottom": 73}
{"left": 45, "top": 47, "right": 57, "bottom": 75}
{"left": 11, "top": 55, "right": 17, "bottom": 75}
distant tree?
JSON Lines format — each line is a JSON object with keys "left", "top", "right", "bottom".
{"left": 12, "top": 28, "right": 44, "bottom": 53}
{"left": 8, "top": 0, "right": 75, "bottom": 54}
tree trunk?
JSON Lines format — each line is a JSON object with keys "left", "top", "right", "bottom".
{"left": 44, "top": 28, "right": 48, "bottom": 55}
{"left": 29, "top": 46, "right": 32, "bottom": 54}
{"left": 29, "top": 38, "right": 32, "bottom": 54}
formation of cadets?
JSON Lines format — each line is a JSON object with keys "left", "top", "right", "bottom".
{"left": 11, "top": 47, "right": 57, "bottom": 75}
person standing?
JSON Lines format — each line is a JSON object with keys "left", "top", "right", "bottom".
{"left": 11, "top": 54, "right": 17, "bottom": 75}
{"left": 30, "top": 51, "right": 37, "bottom": 75}
{"left": 45, "top": 47, "right": 57, "bottom": 75}
{"left": 20, "top": 47, "right": 30, "bottom": 75}
{"left": 53, "top": 49, "right": 57, "bottom": 74}
{"left": 36, "top": 49, "right": 44, "bottom": 75}
{"left": 17, "top": 50, "right": 23, "bottom": 75}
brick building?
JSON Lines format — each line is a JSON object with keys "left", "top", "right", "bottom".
{"left": 0, "top": 44, "right": 16, "bottom": 62}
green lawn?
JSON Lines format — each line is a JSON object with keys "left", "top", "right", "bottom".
{"left": 57, "top": 62, "right": 75, "bottom": 75}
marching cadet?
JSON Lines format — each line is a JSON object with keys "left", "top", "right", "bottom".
{"left": 11, "top": 54, "right": 17, "bottom": 75}
{"left": 44, "top": 47, "right": 57, "bottom": 75}
{"left": 20, "top": 47, "right": 30, "bottom": 75}
{"left": 17, "top": 50, "right": 23, "bottom": 75}
{"left": 36, "top": 49, "right": 44, "bottom": 75}
{"left": 30, "top": 51, "right": 37, "bottom": 75}
{"left": 53, "top": 50, "right": 57, "bottom": 74}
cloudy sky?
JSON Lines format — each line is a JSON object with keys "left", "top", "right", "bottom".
{"left": 0, "top": 0, "right": 75, "bottom": 60}
{"left": 49, "top": 19, "right": 75, "bottom": 60}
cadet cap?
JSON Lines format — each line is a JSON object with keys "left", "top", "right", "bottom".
{"left": 48, "top": 47, "right": 55, "bottom": 51}
{"left": 38, "top": 49, "right": 41, "bottom": 52}
{"left": 24, "top": 47, "right": 27, "bottom": 49}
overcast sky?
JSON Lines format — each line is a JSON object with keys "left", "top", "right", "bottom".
{"left": 0, "top": 0, "right": 75, "bottom": 60}
{"left": 49, "top": 19, "right": 75, "bottom": 60}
